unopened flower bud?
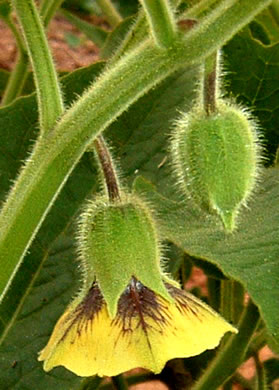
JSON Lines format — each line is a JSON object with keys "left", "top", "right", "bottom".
{"left": 171, "top": 101, "right": 261, "bottom": 231}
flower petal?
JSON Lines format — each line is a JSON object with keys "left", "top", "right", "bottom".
{"left": 39, "top": 282, "right": 237, "bottom": 377}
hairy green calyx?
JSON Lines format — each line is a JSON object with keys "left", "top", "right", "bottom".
{"left": 171, "top": 101, "right": 261, "bottom": 231}
{"left": 77, "top": 194, "right": 172, "bottom": 317}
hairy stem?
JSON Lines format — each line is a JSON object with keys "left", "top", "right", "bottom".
{"left": 139, "top": 0, "right": 177, "bottom": 47}
{"left": 94, "top": 136, "right": 121, "bottom": 201}
{"left": 11, "top": 0, "right": 64, "bottom": 133}
{"left": 254, "top": 353, "right": 268, "bottom": 390}
{"left": 202, "top": 51, "right": 218, "bottom": 115}
{"left": 2, "top": 0, "right": 64, "bottom": 106}
{"left": 1, "top": 16, "right": 29, "bottom": 106}
{"left": 192, "top": 300, "right": 260, "bottom": 390}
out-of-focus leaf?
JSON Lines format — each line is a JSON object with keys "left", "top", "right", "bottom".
{"left": 0, "top": 0, "right": 11, "bottom": 20}
{"left": 264, "top": 358, "right": 279, "bottom": 384}
{"left": 114, "top": 0, "right": 139, "bottom": 18}
{"left": 0, "top": 69, "right": 9, "bottom": 97}
{"left": 61, "top": 8, "right": 108, "bottom": 48}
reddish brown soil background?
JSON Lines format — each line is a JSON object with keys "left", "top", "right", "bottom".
{"left": 0, "top": 13, "right": 276, "bottom": 390}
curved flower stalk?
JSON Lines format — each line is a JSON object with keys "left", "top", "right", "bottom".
{"left": 39, "top": 278, "right": 237, "bottom": 377}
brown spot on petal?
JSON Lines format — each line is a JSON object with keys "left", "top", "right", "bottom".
{"left": 61, "top": 282, "right": 104, "bottom": 342}
{"left": 116, "top": 278, "right": 171, "bottom": 333}
{"left": 167, "top": 283, "right": 207, "bottom": 321}
{"left": 76, "top": 283, "right": 104, "bottom": 320}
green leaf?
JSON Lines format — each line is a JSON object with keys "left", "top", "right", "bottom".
{"left": 133, "top": 167, "right": 279, "bottom": 346}
{"left": 256, "top": 8, "right": 279, "bottom": 43}
{"left": 224, "top": 28, "right": 279, "bottom": 161}
{"left": 249, "top": 20, "right": 271, "bottom": 45}
{"left": 106, "top": 67, "right": 198, "bottom": 196}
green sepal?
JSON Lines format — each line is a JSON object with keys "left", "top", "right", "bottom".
{"left": 78, "top": 194, "right": 172, "bottom": 317}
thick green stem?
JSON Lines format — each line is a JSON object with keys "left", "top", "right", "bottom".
{"left": 192, "top": 300, "right": 260, "bottom": 390}
{"left": 0, "top": 0, "right": 272, "bottom": 302}
{"left": 111, "top": 375, "right": 129, "bottom": 390}
{"left": 96, "top": 0, "right": 122, "bottom": 27}
{"left": 1, "top": 17, "right": 29, "bottom": 106}
{"left": 11, "top": 0, "right": 64, "bottom": 133}
{"left": 111, "top": 0, "right": 185, "bottom": 63}
{"left": 139, "top": 0, "right": 177, "bottom": 47}
{"left": 40, "top": 0, "right": 64, "bottom": 26}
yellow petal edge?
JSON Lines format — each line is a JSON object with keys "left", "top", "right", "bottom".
{"left": 38, "top": 283, "right": 237, "bottom": 377}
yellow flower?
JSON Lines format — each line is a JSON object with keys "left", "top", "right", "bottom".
{"left": 38, "top": 278, "right": 237, "bottom": 377}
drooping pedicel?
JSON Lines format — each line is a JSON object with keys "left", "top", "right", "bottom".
{"left": 171, "top": 101, "right": 261, "bottom": 231}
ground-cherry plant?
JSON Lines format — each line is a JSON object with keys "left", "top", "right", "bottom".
{"left": 0, "top": 0, "right": 279, "bottom": 389}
